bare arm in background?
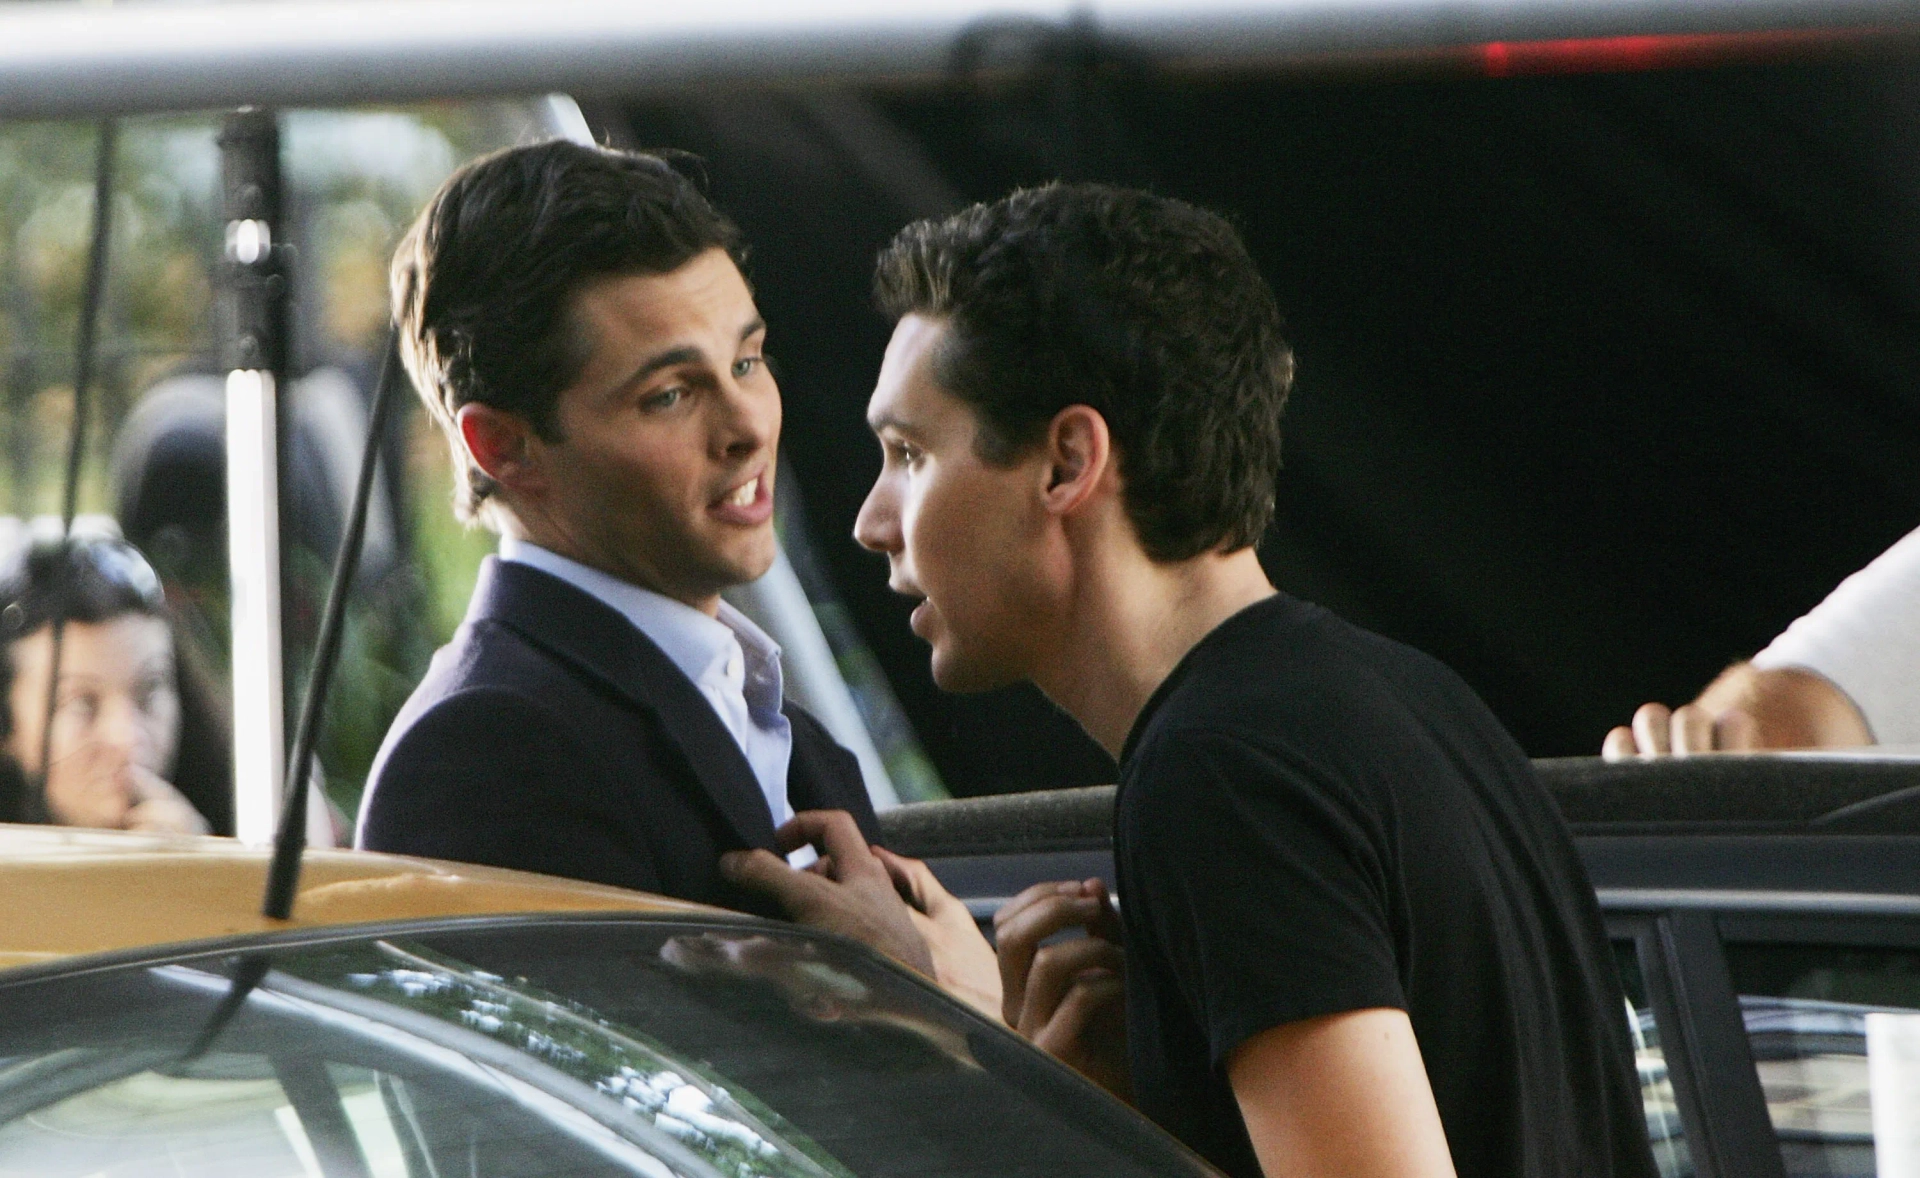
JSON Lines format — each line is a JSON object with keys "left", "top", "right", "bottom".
{"left": 1601, "top": 663, "right": 1872, "bottom": 759}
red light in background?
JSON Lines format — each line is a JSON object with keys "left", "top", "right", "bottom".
{"left": 1476, "top": 28, "right": 1880, "bottom": 77}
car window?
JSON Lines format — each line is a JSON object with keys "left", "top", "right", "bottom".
{"left": 1725, "top": 940, "right": 1920, "bottom": 1178}
{"left": 0, "top": 918, "right": 1214, "bottom": 1178}
{"left": 1616, "top": 939, "right": 1691, "bottom": 1178}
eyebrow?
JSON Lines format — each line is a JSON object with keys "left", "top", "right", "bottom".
{"left": 867, "top": 413, "right": 916, "bottom": 437}
{"left": 614, "top": 317, "right": 767, "bottom": 393}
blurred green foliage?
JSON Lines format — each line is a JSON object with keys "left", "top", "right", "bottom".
{"left": 0, "top": 104, "right": 546, "bottom": 824}
{"left": 0, "top": 102, "right": 945, "bottom": 826}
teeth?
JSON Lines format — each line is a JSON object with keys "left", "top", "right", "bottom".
{"left": 728, "top": 478, "right": 757, "bottom": 508}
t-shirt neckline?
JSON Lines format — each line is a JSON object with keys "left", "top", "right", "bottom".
{"left": 1118, "top": 591, "right": 1293, "bottom": 767}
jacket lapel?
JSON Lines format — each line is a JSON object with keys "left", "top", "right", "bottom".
{"left": 467, "top": 558, "right": 778, "bottom": 851}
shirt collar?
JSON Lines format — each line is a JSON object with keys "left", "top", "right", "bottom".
{"left": 498, "top": 537, "right": 782, "bottom": 701}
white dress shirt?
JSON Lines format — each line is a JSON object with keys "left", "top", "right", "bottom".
{"left": 498, "top": 538, "right": 807, "bottom": 858}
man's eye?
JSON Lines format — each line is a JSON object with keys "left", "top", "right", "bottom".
{"left": 641, "top": 387, "right": 685, "bottom": 412}
{"left": 732, "top": 356, "right": 761, "bottom": 379}
{"left": 889, "top": 441, "right": 922, "bottom": 466}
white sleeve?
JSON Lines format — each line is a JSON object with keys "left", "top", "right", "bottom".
{"left": 1751, "top": 526, "right": 1920, "bottom": 746}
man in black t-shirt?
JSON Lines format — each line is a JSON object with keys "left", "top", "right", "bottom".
{"left": 1106, "top": 597, "right": 1651, "bottom": 1176}
{"left": 727, "top": 184, "right": 1657, "bottom": 1178}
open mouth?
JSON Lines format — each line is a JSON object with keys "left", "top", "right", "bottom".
{"left": 709, "top": 470, "right": 773, "bottom": 525}
{"left": 724, "top": 476, "right": 760, "bottom": 508}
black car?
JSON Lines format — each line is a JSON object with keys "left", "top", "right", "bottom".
{"left": 885, "top": 754, "right": 1920, "bottom": 1178}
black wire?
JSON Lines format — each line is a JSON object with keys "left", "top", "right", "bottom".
{"left": 181, "top": 953, "right": 272, "bottom": 1061}
{"left": 1812, "top": 782, "right": 1920, "bottom": 830}
{"left": 33, "top": 119, "right": 117, "bottom": 822}
{"left": 263, "top": 330, "right": 401, "bottom": 919}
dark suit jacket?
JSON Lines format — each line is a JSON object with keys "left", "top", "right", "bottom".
{"left": 357, "top": 557, "right": 878, "bottom": 914}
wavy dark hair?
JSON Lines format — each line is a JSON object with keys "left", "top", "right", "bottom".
{"left": 392, "top": 139, "right": 745, "bottom": 525}
{"left": 873, "top": 183, "right": 1295, "bottom": 563}
{"left": 0, "top": 527, "right": 232, "bottom": 833}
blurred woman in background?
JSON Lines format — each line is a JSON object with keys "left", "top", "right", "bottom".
{"left": 0, "top": 518, "right": 231, "bottom": 835}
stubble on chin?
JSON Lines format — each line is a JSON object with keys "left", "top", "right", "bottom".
{"left": 928, "top": 636, "right": 1021, "bottom": 696}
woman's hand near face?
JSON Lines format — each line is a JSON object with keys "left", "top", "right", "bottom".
{"left": 42, "top": 739, "right": 134, "bottom": 829}
{"left": 122, "top": 762, "right": 210, "bottom": 834}
{"left": 43, "top": 743, "right": 207, "bottom": 834}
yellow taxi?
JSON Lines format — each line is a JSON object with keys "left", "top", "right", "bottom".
{"left": 0, "top": 823, "right": 1214, "bottom": 1178}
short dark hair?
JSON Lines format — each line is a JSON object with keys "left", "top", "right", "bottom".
{"left": 873, "top": 184, "right": 1294, "bottom": 562}
{"left": 393, "top": 140, "right": 745, "bottom": 523}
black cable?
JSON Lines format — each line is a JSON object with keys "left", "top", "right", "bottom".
{"left": 1812, "top": 782, "right": 1920, "bottom": 830}
{"left": 33, "top": 119, "right": 117, "bottom": 822}
{"left": 181, "top": 953, "right": 272, "bottom": 1061}
{"left": 262, "top": 331, "right": 402, "bottom": 920}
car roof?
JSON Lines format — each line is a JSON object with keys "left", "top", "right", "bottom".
{"left": 0, "top": 823, "right": 713, "bottom": 973}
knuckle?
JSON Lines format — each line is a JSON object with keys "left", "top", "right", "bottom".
{"left": 1032, "top": 943, "right": 1071, "bottom": 976}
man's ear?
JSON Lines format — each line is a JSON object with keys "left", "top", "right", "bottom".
{"left": 456, "top": 402, "right": 545, "bottom": 496}
{"left": 1041, "top": 404, "right": 1113, "bottom": 517}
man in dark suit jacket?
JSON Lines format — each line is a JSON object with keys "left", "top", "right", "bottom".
{"left": 357, "top": 140, "right": 875, "bottom": 912}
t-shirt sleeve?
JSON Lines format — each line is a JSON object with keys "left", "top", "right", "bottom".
{"left": 1122, "top": 727, "right": 1406, "bottom": 1070}
{"left": 1750, "top": 525, "right": 1920, "bottom": 746}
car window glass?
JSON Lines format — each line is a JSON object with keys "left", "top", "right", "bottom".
{"left": 0, "top": 918, "right": 1212, "bottom": 1178}
{"left": 1617, "top": 939, "right": 1692, "bottom": 1178}
{"left": 0, "top": 1055, "right": 315, "bottom": 1177}
{"left": 1725, "top": 941, "right": 1920, "bottom": 1178}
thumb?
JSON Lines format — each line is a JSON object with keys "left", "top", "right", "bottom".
{"left": 721, "top": 848, "right": 828, "bottom": 917}
{"left": 873, "top": 846, "right": 953, "bottom": 916}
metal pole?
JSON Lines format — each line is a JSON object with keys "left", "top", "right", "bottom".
{"left": 264, "top": 334, "right": 401, "bottom": 918}
{"left": 32, "top": 119, "right": 117, "bottom": 825}
{"left": 219, "top": 108, "right": 289, "bottom": 845}
{"left": 3, "top": 250, "right": 37, "bottom": 512}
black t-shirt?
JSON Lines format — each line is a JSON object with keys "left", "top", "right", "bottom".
{"left": 1114, "top": 594, "right": 1656, "bottom": 1178}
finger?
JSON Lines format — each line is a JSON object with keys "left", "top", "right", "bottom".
{"left": 995, "top": 889, "right": 1109, "bottom": 1025}
{"left": 1671, "top": 704, "right": 1715, "bottom": 756}
{"left": 872, "top": 846, "right": 945, "bottom": 914}
{"left": 720, "top": 848, "right": 833, "bottom": 918}
{"left": 994, "top": 882, "right": 1107, "bottom": 944}
{"left": 1031, "top": 971, "right": 1126, "bottom": 1058}
{"left": 1717, "top": 708, "right": 1761, "bottom": 752}
{"left": 125, "top": 797, "right": 210, "bottom": 835}
{"left": 1087, "top": 883, "right": 1123, "bottom": 941}
{"left": 1631, "top": 703, "right": 1673, "bottom": 757}
{"left": 123, "top": 762, "right": 176, "bottom": 803}
{"left": 776, "top": 811, "right": 883, "bottom": 880}
{"left": 1019, "top": 936, "right": 1126, "bottom": 1036}
{"left": 1601, "top": 726, "right": 1638, "bottom": 761}
{"left": 994, "top": 879, "right": 1094, "bottom": 934}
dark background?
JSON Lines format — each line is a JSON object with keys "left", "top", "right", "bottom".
{"left": 613, "top": 41, "right": 1920, "bottom": 795}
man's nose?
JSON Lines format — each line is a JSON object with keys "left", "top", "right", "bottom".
{"left": 854, "top": 480, "right": 899, "bottom": 554}
{"left": 714, "top": 376, "right": 778, "bottom": 459}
